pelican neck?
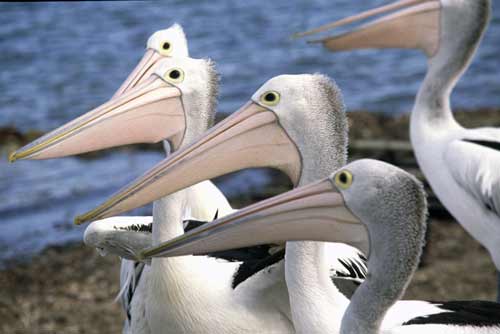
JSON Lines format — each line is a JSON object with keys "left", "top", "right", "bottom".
{"left": 340, "top": 204, "right": 424, "bottom": 334}
{"left": 285, "top": 147, "right": 348, "bottom": 333}
{"left": 149, "top": 115, "right": 215, "bottom": 247}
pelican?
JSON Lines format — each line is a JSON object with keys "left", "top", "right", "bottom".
{"left": 140, "top": 159, "right": 500, "bottom": 333}
{"left": 8, "top": 24, "right": 234, "bottom": 333}
{"left": 11, "top": 58, "right": 366, "bottom": 331}
{"left": 75, "top": 73, "right": 377, "bottom": 331}
{"left": 9, "top": 23, "right": 190, "bottom": 161}
{"left": 296, "top": 0, "right": 500, "bottom": 301}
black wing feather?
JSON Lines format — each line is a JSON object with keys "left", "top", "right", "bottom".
{"left": 231, "top": 249, "right": 285, "bottom": 289}
{"left": 403, "top": 300, "right": 500, "bottom": 327}
{"left": 336, "top": 255, "right": 367, "bottom": 281}
{"left": 183, "top": 219, "right": 205, "bottom": 232}
{"left": 115, "top": 223, "right": 153, "bottom": 233}
{"left": 463, "top": 139, "right": 500, "bottom": 152}
{"left": 123, "top": 262, "right": 145, "bottom": 322}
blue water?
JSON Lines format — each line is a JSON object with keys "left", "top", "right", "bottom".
{"left": 0, "top": 1, "right": 499, "bottom": 264}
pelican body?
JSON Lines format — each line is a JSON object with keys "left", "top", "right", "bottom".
{"left": 142, "top": 159, "right": 500, "bottom": 334}
{"left": 298, "top": 0, "right": 500, "bottom": 301}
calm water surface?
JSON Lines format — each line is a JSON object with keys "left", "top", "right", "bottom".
{"left": 0, "top": 1, "right": 499, "bottom": 264}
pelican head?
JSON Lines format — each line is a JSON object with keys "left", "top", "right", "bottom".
{"left": 247, "top": 74, "right": 348, "bottom": 182}
{"left": 10, "top": 56, "right": 218, "bottom": 162}
{"left": 139, "top": 159, "right": 427, "bottom": 271}
{"left": 75, "top": 74, "right": 347, "bottom": 224}
{"left": 298, "top": 0, "right": 490, "bottom": 73}
{"left": 113, "top": 23, "right": 189, "bottom": 97}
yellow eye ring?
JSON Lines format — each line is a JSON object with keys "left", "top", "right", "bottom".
{"left": 159, "top": 40, "right": 172, "bottom": 56}
{"left": 259, "top": 91, "right": 280, "bottom": 106}
{"left": 334, "top": 170, "right": 353, "bottom": 190}
{"left": 163, "top": 68, "right": 184, "bottom": 83}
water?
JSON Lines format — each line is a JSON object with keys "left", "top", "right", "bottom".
{"left": 0, "top": 1, "right": 499, "bottom": 264}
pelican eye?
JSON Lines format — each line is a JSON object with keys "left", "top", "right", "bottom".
{"left": 159, "top": 40, "right": 172, "bottom": 56}
{"left": 335, "top": 170, "right": 353, "bottom": 190}
{"left": 260, "top": 91, "right": 280, "bottom": 106}
{"left": 164, "top": 68, "right": 184, "bottom": 83}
